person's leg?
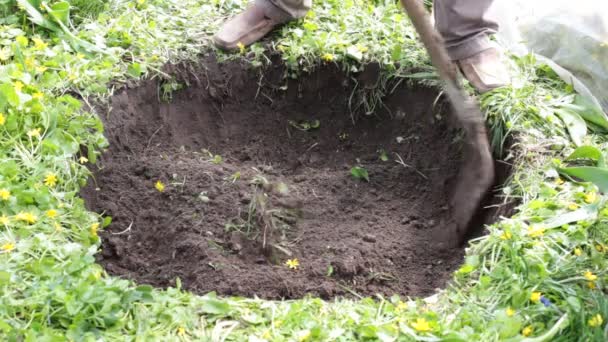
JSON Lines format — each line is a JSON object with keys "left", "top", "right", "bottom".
{"left": 214, "top": 0, "right": 311, "bottom": 51}
{"left": 434, "top": 0, "right": 509, "bottom": 92}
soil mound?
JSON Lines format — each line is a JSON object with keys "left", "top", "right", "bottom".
{"left": 84, "top": 59, "right": 479, "bottom": 299}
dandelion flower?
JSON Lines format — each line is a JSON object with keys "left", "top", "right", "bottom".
{"left": 574, "top": 248, "right": 582, "bottom": 256}
{"left": 527, "top": 226, "right": 545, "bottom": 238}
{"left": 584, "top": 192, "right": 597, "bottom": 204}
{"left": 237, "top": 42, "right": 246, "bottom": 54}
{"left": 79, "top": 156, "right": 89, "bottom": 164}
{"left": 0, "top": 113, "right": 5, "bottom": 125}
{"left": 90, "top": 223, "right": 100, "bottom": 237}
{"left": 588, "top": 282, "right": 596, "bottom": 289}
{"left": 155, "top": 180, "right": 165, "bottom": 192}
{"left": 589, "top": 314, "right": 603, "bottom": 327}
{"left": 584, "top": 271, "right": 598, "bottom": 281}
{"left": 13, "top": 81, "right": 24, "bottom": 92}
{"left": 500, "top": 231, "right": 512, "bottom": 240}
{"left": 322, "top": 53, "right": 335, "bottom": 62}
{"left": 411, "top": 318, "right": 431, "bottom": 332}
{"left": 32, "top": 37, "right": 48, "bottom": 50}
{"left": 522, "top": 326, "right": 533, "bottom": 337}
{"left": 285, "top": 258, "right": 300, "bottom": 270}
{"left": 16, "top": 212, "right": 37, "bottom": 224}
{"left": 177, "top": 326, "right": 186, "bottom": 336}
{"left": 1, "top": 242, "right": 15, "bottom": 252}
{"left": 46, "top": 209, "right": 58, "bottom": 219}
{"left": 0, "top": 215, "right": 9, "bottom": 225}
{"left": 44, "top": 173, "right": 58, "bottom": 187}
{"left": 506, "top": 307, "right": 515, "bottom": 317}
{"left": 568, "top": 203, "right": 579, "bottom": 211}
{"left": 530, "top": 291, "right": 542, "bottom": 303}
{"left": 32, "top": 92, "right": 44, "bottom": 100}
{"left": 395, "top": 301, "right": 408, "bottom": 313}
{"left": 0, "top": 189, "right": 10, "bottom": 201}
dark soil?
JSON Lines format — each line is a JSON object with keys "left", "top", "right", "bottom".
{"left": 83, "top": 57, "right": 491, "bottom": 299}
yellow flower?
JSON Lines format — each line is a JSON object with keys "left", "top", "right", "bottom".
{"left": 530, "top": 292, "right": 542, "bottom": 303}
{"left": 522, "top": 325, "right": 533, "bottom": 337}
{"left": 177, "top": 326, "right": 186, "bottom": 337}
{"left": 27, "top": 128, "right": 41, "bottom": 138}
{"left": 91, "top": 222, "right": 100, "bottom": 236}
{"left": 44, "top": 173, "right": 58, "bottom": 187}
{"left": 506, "top": 307, "right": 516, "bottom": 317}
{"left": 79, "top": 156, "right": 89, "bottom": 164}
{"left": 155, "top": 180, "right": 165, "bottom": 192}
{"left": 237, "top": 42, "right": 246, "bottom": 54}
{"left": 14, "top": 81, "right": 24, "bottom": 92}
{"left": 322, "top": 53, "right": 335, "bottom": 62}
{"left": 25, "top": 57, "right": 35, "bottom": 69}
{"left": 500, "top": 231, "right": 512, "bottom": 240}
{"left": 1, "top": 242, "right": 15, "bottom": 252}
{"left": 584, "top": 271, "right": 598, "bottom": 281}
{"left": 285, "top": 258, "right": 300, "bottom": 270}
{"left": 137, "top": 0, "right": 146, "bottom": 5}
{"left": 0, "top": 215, "right": 9, "bottom": 225}
{"left": 46, "top": 209, "right": 58, "bottom": 219}
{"left": 35, "top": 66, "right": 48, "bottom": 74}
{"left": 32, "top": 92, "right": 44, "bottom": 100}
{"left": 32, "top": 37, "right": 48, "bottom": 50}
{"left": 395, "top": 301, "right": 408, "bottom": 313}
{"left": 411, "top": 318, "right": 431, "bottom": 332}
{"left": 589, "top": 314, "right": 603, "bottom": 328}
{"left": 588, "top": 281, "right": 596, "bottom": 289}
{"left": 527, "top": 226, "right": 545, "bottom": 238}
{"left": 574, "top": 248, "right": 582, "bottom": 256}
{"left": 15, "top": 36, "right": 28, "bottom": 47}
{"left": 584, "top": 192, "right": 598, "bottom": 204}
{"left": 0, "top": 113, "right": 5, "bottom": 125}
{"left": 0, "top": 189, "right": 10, "bottom": 201}
{"left": 568, "top": 203, "right": 579, "bottom": 211}
{"left": 16, "top": 212, "right": 37, "bottom": 224}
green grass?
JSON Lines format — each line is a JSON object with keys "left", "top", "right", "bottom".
{"left": 0, "top": 0, "right": 607, "bottom": 340}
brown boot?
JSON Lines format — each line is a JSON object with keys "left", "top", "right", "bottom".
{"left": 214, "top": 4, "right": 283, "bottom": 51}
{"left": 457, "top": 48, "right": 510, "bottom": 93}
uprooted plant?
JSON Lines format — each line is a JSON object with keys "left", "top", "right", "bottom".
{"left": 225, "top": 172, "right": 303, "bottom": 262}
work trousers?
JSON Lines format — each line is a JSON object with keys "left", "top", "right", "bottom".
{"left": 255, "top": 0, "right": 499, "bottom": 60}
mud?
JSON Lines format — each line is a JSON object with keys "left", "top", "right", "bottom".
{"left": 83, "top": 58, "right": 495, "bottom": 299}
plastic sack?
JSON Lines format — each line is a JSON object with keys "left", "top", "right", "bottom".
{"left": 496, "top": 0, "right": 608, "bottom": 112}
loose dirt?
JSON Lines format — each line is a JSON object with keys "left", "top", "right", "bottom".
{"left": 83, "top": 58, "right": 491, "bottom": 299}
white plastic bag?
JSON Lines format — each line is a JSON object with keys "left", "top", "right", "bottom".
{"left": 497, "top": 0, "right": 608, "bottom": 112}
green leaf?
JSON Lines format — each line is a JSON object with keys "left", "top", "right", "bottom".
{"left": 561, "top": 95, "right": 608, "bottom": 131}
{"left": 0, "top": 83, "right": 19, "bottom": 110}
{"left": 102, "top": 216, "right": 112, "bottom": 228}
{"left": 558, "top": 166, "right": 608, "bottom": 193}
{"left": 555, "top": 109, "right": 587, "bottom": 146}
{"left": 50, "top": 2, "right": 71, "bottom": 25}
{"left": 541, "top": 206, "right": 598, "bottom": 229}
{"left": 565, "top": 145, "right": 605, "bottom": 167}
{"left": 15, "top": 0, "right": 60, "bottom": 32}
{"left": 127, "top": 63, "right": 143, "bottom": 77}
{"left": 200, "top": 296, "right": 231, "bottom": 315}
{"left": 350, "top": 166, "right": 369, "bottom": 182}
